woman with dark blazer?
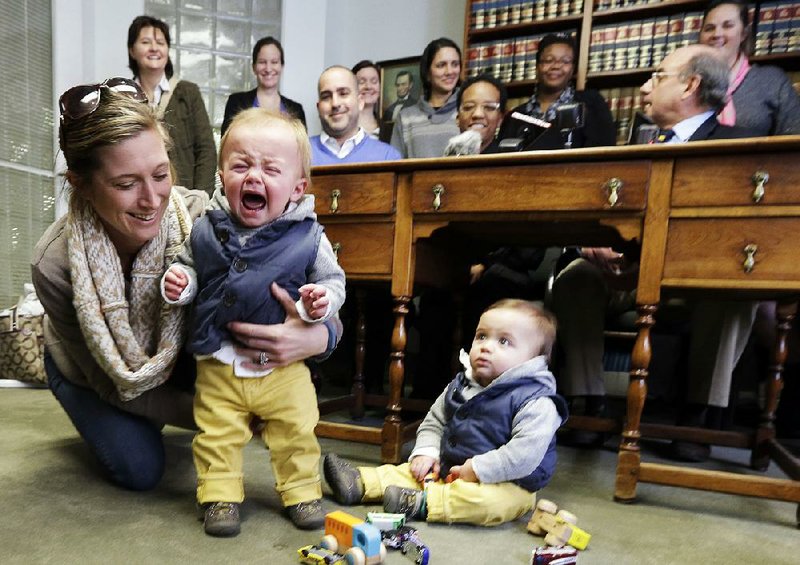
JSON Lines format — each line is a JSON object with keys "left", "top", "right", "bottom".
{"left": 496, "top": 33, "right": 616, "bottom": 150}
{"left": 127, "top": 15, "right": 217, "bottom": 195}
{"left": 221, "top": 36, "right": 306, "bottom": 135}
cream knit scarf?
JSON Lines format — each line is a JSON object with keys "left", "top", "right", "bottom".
{"left": 67, "top": 189, "right": 191, "bottom": 401}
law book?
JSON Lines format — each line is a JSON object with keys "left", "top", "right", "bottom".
{"left": 535, "top": 0, "right": 546, "bottom": 19}
{"left": 509, "top": 0, "right": 523, "bottom": 24}
{"left": 639, "top": 18, "right": 656, "bottom": 69}
{"left": 512, "top": 37, "right": 527, "bottom": 81}
{"left": 526, "top": 35, "right": 543, "bottom": 80}
{"left": 617, "top": 89, "right": 634, "bottom": 145}
{"left": 755, "top": 2, "right": 777, "bottom": 55}
{"left": 683, "top": 12, "right": 703, "bottom": 47}
{"left": 546, "top": 0, "right": 559, "bottom": 19}
{"left": 558, "top": 0, "right": 571, "bottom": 17}
{"left": 498, "top": 0, "right": 512, "bottom": 26}
{"left": 500, "top": 39, "right": 515, "bottom": 81}
{"left": 571, "top": 0, "right": 584, "bottom": 16}
{"left": 771, "top": 3, "right": 793, "bottom": 53}
{"left": 588, "top": 26, "right": 606, "bottom": 73}
{"left": 615, "top": 23, "right": 631, "bottom": 70}
{"left": 651, "top": 16, "right": 670, "bottom": 66}
{"left": 790, "top": 2, "right": 800, "bottom": 53}
{"left": 665, "top": 13, "right": 684, "bottom": 57}
{"left": 520, "top": 0, "right": 534, "bottom": 22}
{"left": 479, "top": 42, "right": 497, "bottom": 77}
{"left": 627, "top": 20, "right": 642, "bottom": 69}
{"left": 602, "top": 25, "right": 619, "bottom": 71}
{"left": 466, "top": 42, "right": 482, "bottom": 77}
{"left": 471, "top": 0, "right": 487, "bottom": 29}
{"left": 486, "top": 0, "right": 499, "bottom": 28}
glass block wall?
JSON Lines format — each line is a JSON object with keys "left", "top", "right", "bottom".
{"left": 0, "top": 0, "right": 54, "bottom": 306}
{"left": 145, "top": 0, "right": 282, "bottom": 138}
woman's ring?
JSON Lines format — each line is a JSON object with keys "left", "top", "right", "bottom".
{"left": 258, "top": 351, "right": 269, "bottom": 365}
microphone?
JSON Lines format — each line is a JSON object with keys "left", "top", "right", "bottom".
{"left": 628, "top": 111, "right": 658, "bottom": 144}
{"left": 555, "top": 103, "right": 585, "bottom": 149}
{"left": 496, "top": 112, "right": 551, "bottom": 152}
{"left": 444, "top": 130, "right": 483, "bottom": 156}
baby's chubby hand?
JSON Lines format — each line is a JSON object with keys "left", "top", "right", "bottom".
{"left": 448, "top": 458, "right": 479, "bottom": 483}
{"left": 409, "top": 455, "right": 439, "bottom": 482}
{"left": 299, "top": 283, "right": 329, "bottom": 320}
{"left": 164, "top": 266, "right": 188, "bottom": 301}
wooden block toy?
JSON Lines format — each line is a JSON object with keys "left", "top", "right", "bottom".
{"left": 526, "top": 499, "right": 591, "bottom": 550}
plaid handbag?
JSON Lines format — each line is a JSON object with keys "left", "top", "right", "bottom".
{"left": 0, "top": 306, "right": 47, "bottom": 385}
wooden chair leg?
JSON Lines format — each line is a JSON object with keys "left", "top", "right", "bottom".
{"left": 350, "top": 288, "right": 367, "bottom": 420}
{"left": 752, "top": 300, "right": 796, "bottom": 470}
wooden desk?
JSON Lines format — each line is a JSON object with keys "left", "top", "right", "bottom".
{"left": 309, "top": 136, "right": 800, "bottom": 513}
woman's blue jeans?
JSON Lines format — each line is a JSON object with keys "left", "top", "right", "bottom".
{"left": 45, "top": 354, "right": 166, "bottom": 491}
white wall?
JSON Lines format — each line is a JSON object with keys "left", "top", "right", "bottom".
{"left": 52, "top": 0, "right": 468, "bottom": 138}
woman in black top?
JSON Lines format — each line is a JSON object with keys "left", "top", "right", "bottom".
{"left": 221, "top": 36, "right": 306, "bottom": 134}
{"left": 496, "top": 33, "right": 615, "bottom": 150}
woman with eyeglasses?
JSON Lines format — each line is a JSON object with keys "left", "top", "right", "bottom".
{"left": 221, "top": 36, "right": 306, "bottom": 135}
{"left": 31, "top": 81, "right": 340, "bottom": 491}
{"left": 390, "top": 37, "right": 463, "bottom": 158}
{"left": 352, "top": 60, "right": 382, "bottom": 139}
{"left": 496, "top": 33, "right": 616, "bottom": 150}
{"left": 698, "top": 0, "right": 800, "bottom": 136}
{"left": 127, "top": 15, "right": 216, "bottom": 195}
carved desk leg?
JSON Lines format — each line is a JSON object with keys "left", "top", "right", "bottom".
{"left": 752, "top": 300, "right": 797, "bottom": 471}
{"left": 382, "top": 295, "right": 411, "bottom": 463}
{"left": 615, "top": 304, "right": 657, "bottom": 502}
{"left": 350, "top": 288, "right": 366, "bottom": 420}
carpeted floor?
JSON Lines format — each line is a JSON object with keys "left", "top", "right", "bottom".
{"left": 1, "top": 386, "right": 797, "bottom": 564}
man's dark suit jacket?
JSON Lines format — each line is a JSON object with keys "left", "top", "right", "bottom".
{"left": 686, "top": 113, "right": 759, "bottom": 141}
{"left": 221, "top": 88, "right": 306, "bottom": 134}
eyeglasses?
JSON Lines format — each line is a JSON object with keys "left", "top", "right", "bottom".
{"left": 539, "top": 57, "right": 574, "bottom": 68}
{"left": 59, "top": 77, "right": 148, "bottom": 121}
{"left": 459, "top": 102, "right": 502, "bottom": 114}
{"left": 650, "top": 71, "right": 681, "bottom": 85}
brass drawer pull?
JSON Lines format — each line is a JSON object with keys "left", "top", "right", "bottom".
{"left": 330, "top": 189, "right": 341, "bottom": 213}
{"left": 431, "top": 184, "right": 445, "bottom": 211}
{"left": 332, "top": 242, "right": 341, "bottom": 259}
{"left": 751, "top": 171, "right": 769, "bottom": 203}
{"left": 605, "top": 177, "right": 622, "bottom": 207}
{"left": 742, "top": 243, "right": 757, "bottom": 273}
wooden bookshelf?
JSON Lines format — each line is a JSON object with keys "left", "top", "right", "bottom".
{"left": 462, "top": 0, "right": 800, "bottom": 143}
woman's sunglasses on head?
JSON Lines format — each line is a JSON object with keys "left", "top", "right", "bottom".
{"left": 59, "top": 77, "right": 148, "bottom": 122}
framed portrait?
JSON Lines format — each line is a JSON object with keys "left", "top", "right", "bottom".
{"left": 377, "top": 56, "right": 422, "bottom": 124}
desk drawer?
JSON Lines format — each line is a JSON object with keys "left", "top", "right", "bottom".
{"left": 663, "top": 218, "right": 800, "bottom": 283}
{"left": 309, "top": 173, "right": 395, "bottom": 215}
{"left": 672, "top": 153, "right": 800, "bottom": 207}
{"left": 410, "top": 161, "right": 649, "bottom": 213}
{"left": 323, "top": 223, "right": 394, "bottom": 275}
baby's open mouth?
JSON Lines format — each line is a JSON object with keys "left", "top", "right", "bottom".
{"left": 242, "top": 193, "right": 266, "bottom": 210}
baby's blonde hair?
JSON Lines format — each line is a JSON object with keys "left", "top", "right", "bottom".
{"left": 218, "top": 108, "right": 311, "bottom": 182}
{"left": 483, "top": 299, "right": 557, "bottom": 360}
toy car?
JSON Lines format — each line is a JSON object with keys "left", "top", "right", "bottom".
{"left": 366, "top": 512, "right": 406, "bottom": 531}
{"left": 297, "top": 544, "right": 346, "bottom": 565}
{"left": 380, "top": 525, "right": 419, "bottom": 550}
{"left": 400, "top": 540, "right": 430, "bottom": 565}
{"left": 321, "top": 511, "right": 386, "bottom": 565}
{"left": 530, "top": 545, "right": 578, "bottom": 565}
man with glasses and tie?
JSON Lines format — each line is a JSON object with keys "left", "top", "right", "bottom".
{"left": 552, "top": 44, "right": 759, "bottom": 459}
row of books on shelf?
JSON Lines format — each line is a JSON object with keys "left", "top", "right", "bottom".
{"left": 595, "top": 0, "right": 675, "bottom": 11}
{"left": 469, "top": 0, "right": 584, "bottom": 30}
{"left": 467, "top": 31, "right": 578, "bottom": 82}
{"left": 754, "top": 2, "right": 800, "bottom": 55}
{"left": 588, "top": 12, "right": 703, "bottom": 73}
